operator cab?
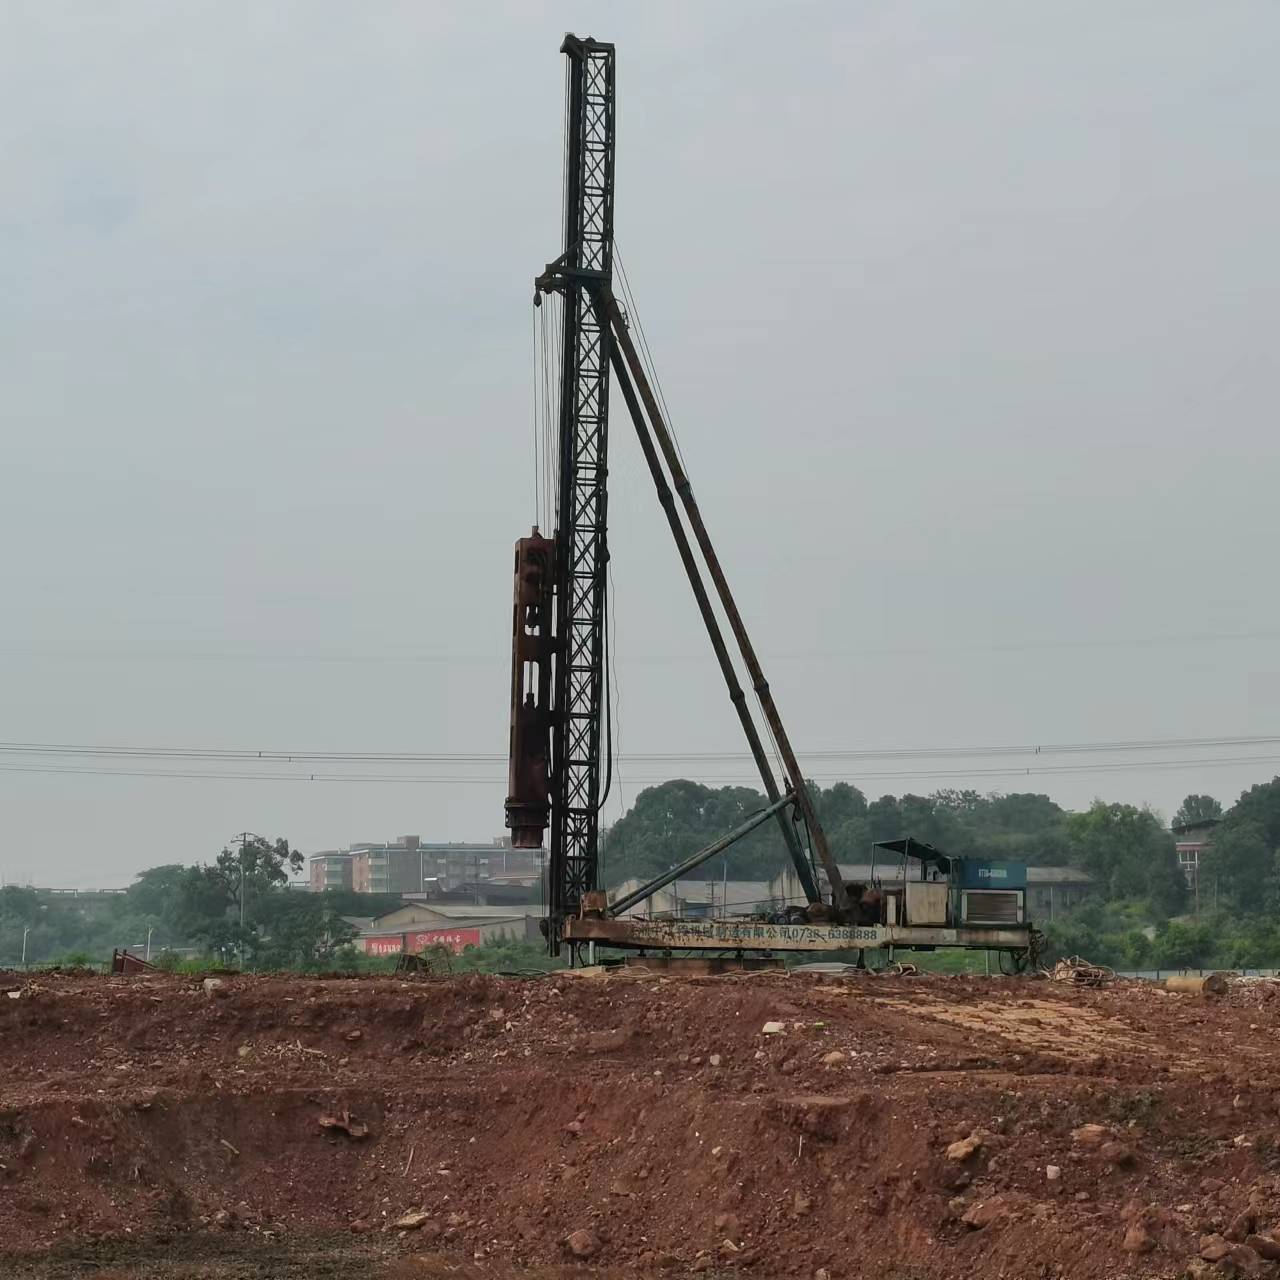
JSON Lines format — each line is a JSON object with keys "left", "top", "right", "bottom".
{"left": 870, "top": 837, "right": 1027, "bottom": 929}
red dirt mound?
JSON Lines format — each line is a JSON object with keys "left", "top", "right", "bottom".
{"left": 4, "top": 968, "right": 1280, "bottom": 1278}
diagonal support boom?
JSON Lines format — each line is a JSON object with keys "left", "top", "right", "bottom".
{"left": 601, "top": 286, "right": 851, "bottom": 915}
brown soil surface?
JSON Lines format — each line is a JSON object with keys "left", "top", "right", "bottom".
{"left": 3, "top": 967, "right": 1280, "bottom": 1279}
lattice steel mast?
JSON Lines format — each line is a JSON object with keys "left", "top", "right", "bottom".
{"left": 539, "top": 35, "right": 616, "bottom": 949}
{"left": 506, "top": 34, "right": 845, "bottom": 956}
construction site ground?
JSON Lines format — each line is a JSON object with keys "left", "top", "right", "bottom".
{"left": 3, "top": 967, "right": 1280, "bottom": 1279}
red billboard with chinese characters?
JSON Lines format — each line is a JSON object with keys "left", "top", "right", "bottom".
{"left": 408, "top": 928, "right": 481, "bottom": 955}
{"left": 362, "top": 928, "right": 482, "bottom": 957}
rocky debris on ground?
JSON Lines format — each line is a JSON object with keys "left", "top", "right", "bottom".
{"left": 564, "top": 1228, "right": 600, "bottom": 1259}
{"left": 1248, "top": 1235, "right": 1280, "bottom": 1262}
{"left": 961, "top": 1193, "right": 1017, "bottom": 1230}
{"left": 1071, "top": 1122, "right": 1110, "bottom": 1149}
{"left": 317, "top": 1109, "right": 370, "bottom": 1140}
{"left": 392, "top": 1210, "right": 434, "bottom": 1231}
{"left": 1122, "top": 1222, "right": 1156, "bottom": 1253}
{"left": 9, "top": 967, "right": 1280, "bottom": 1277}
{"left": 1100, "top": 1140, "right": 1137, "bottom": 1167}
{"left": 945, "top": 1130, "right": 988, "bottom": 1162}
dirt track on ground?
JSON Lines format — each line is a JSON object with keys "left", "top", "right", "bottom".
{"left": 3, "top": 967, "right": 1280, "bottom": 1278}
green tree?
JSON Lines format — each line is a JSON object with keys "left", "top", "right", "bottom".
{"left": 983, "top": 793, "right": 1065, "bottom": 835}
{"left": 0, "top": 885, "right": 43, "bottom": 927}
{"left": 147, "top": 837, "right": 304, "bottom": 955}
{"left": 1174, "top": 794, "right": 1223, "bottom": 827}
{"left": 816, "top": 782, "right": 871, "bottom": 862}
{"left": 1042, "top": 905, "right": 1103, "bottom": 963}
{"left": 1118, "top": 930, "right": 1153, "bottom": 969}
{"left": 211, "top": 836, "right": 303, "bottom": 909}
{"left": 600, "top": 779, "right": 791, "bottom": 883}
{"left": 816, "top": 782, "right": 868, "bottom": 824}
{"left": 972, "top": 794, "right": 1070, "bottom": 864}
{"left": 1152, "top": 920, "right": 1214, "bottom": 969}
{"left": 866, "top": 795, "right": 905, "bottom": 844}
{"left": 125, "top": 864, "right": 190, "bottom": 924}
{"left": 602, "top": 781, "right": 1087, "bottom": 886}
{"left": 1220, "top": 916, "right": 1280, "bottom": 969}
{"left": 249, "top": 895, "right": 357, "bottom": 969}
{"left": 1228, "top": 778, "right": 1280, "bottom": 850}
{"left": 1063, "top": 801, "right": 1186, "bottom": 914}
{"left": 1199, "top": 820, "right": 1272, "bottom": 914}
{"left": 167, "top": 865, "right": 241, "bottom": 940}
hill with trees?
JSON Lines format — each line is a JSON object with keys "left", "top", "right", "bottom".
{"left": 5, "top": 776, "right": 1280, "bottom": 973}
{"left": 601, "top": 778, "right": 1183, "bottom": 902}
{"left": 601, "top": 776, "right": 1280, "bottom": 969}
{"left": 0, "top": 836, "right": 399, "bottom": 969}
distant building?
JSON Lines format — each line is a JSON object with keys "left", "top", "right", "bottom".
{"left": 350, "top": 836, "right": 426, "bottom": 895}
{"left": 1172, "top": 817, "right": 1219, "bottom": 891}
{"left": 1023, "top": 866, "right": 1095, "bottom": 919}
{"left": 308, "top": 835, "right": 545, "bottom": 896}
{"left": 419, "top": 839, "right": 544, "bottom": 893}
{"left": 764, "top": 860, "right": 1093, "bottom": 922}
{"left": 354, "top": 901, "right": 540, "bottom": 956}
{"left": 309, "top": 851, "right": 353, "bottom": 892}
{"left": 608, "top": 877, "right": 773, "bottom": 919}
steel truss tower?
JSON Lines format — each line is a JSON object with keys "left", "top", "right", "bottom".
{"left": 545, "top": 36, "right": 616, "bottom": 947}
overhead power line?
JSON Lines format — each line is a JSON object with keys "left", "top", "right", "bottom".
{"left": 0, "top": 732, "right": 1278, "bottom": 765}
{"left": 0, "top": 751, "right": 1277, "bottom": 787}
{"left": 3, "top": 625, "right": 1277, "bottom": 667}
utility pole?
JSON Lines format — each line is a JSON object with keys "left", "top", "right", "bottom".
{"left": 21, "top": 926, "right": 30, "bottom": 969}
{"left": 230, "top": 832, "right": 263, "bottom": 970}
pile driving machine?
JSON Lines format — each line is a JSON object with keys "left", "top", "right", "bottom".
{"left": 504, "top": 35, "right": 1040, "bottom": 973}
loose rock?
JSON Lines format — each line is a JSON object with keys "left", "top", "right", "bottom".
{"left": 962, "top": 1195, "right": 1012, "bottom": 1230}
{"left": 565, "top": 1229, "right": 600, "bottom": 1259}
{"left": 1247, "top": 1234, "right": 1280, "bottom": 1262}
{"left": 1121, "top": 1223, "right": 1154, "bottom": 1253}
{"left": 1200, "top": 1234, "right": 1231, "bottom": 1262}
{"left": 1227, "top": 1209, "right": 1258, "bottom": 1242}
{"left": 1071, "top": 1123, "right": 1109, "bottom": 1149}
{"left": 1099, "top": 1141, "right": 1136, "bottom": 1168}
{"left": 946, "top": 1134, "right": 983, "bottom": 1162}
{"left": 393, "top": 1211, "right": 432, "bottom": 1231}
{"left": 318, "top": 1110, "right": 369, "bottom": 1141}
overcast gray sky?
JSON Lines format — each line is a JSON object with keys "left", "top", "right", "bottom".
{"left": 2, "top": 1, "right": 1277, "bottom": 888}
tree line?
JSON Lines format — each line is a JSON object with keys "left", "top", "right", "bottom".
{"left": 601, "top": 775, "right": 1280, "bottom": 967}
{"left": 1053, "top": 779, "right": 1280, "bottom": 969}
{"left": 0, "top": 837, "right": 397, "bottom": 968}
{"left": 5, "top": 775, "right": 1279, "bottom": 972}
{"left": 601, "top": 778, "right": 1191, "bottom": 909}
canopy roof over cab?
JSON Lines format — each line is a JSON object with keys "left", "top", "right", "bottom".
{"left": 871, "top": 837, "right": 954, "bottom": 875}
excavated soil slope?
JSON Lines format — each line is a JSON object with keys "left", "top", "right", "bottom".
{"left": 3, "top": 967, "right": 1280, "bottom": 1279}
